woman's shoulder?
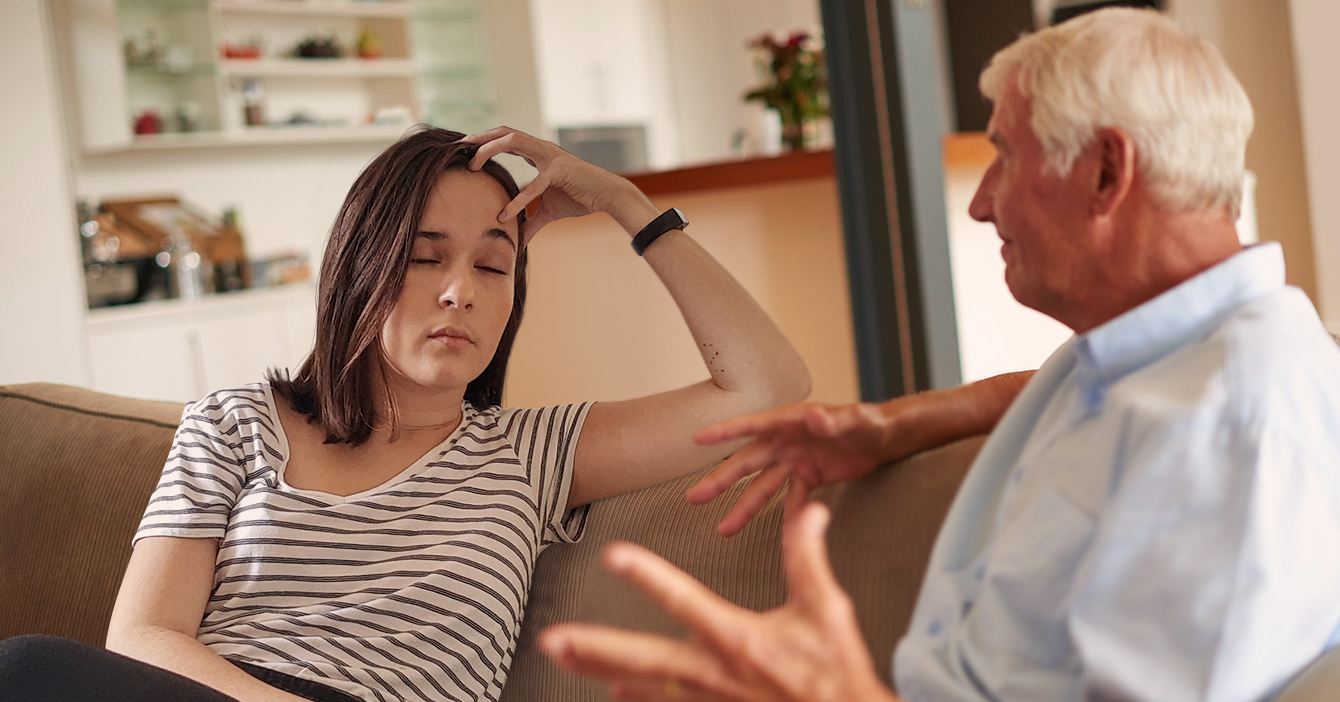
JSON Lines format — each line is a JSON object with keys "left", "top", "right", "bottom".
{"left": 181, "top": 383, "right": 279, "bottom": 436}
{"left": 486, "top": 402, "right": 595, "bottom": 441}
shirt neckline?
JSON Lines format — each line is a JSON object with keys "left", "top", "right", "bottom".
{"left": 260, "top": 380, "right": 474, "bottom": 504}
{"left": 1074, "top": 243, "right": 1286, "bottom": 399}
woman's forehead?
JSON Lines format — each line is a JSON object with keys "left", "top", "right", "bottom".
{"left": 419, "top": 169, "right": 519, "bottom": 242}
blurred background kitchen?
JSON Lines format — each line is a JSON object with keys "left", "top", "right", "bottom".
{"left": 3, "top": 0, "right": 1337, "bottom": 409}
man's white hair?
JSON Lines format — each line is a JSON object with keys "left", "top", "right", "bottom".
{"left": 979, "top": 8, "right": 1254, "bottom": 217}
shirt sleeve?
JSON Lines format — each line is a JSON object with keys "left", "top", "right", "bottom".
{"left": 503, "top": 402, "right": 595, "bottom": 545}
{"left": 133, "top": 394, "right": 249, "bottom": 544}
{"left": 1068, "top": 418, "right": 1340, "bottom": 702}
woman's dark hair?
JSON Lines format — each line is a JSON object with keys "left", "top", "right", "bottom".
{"left": 267, "top": 126, "right": 528, "bottom": 446}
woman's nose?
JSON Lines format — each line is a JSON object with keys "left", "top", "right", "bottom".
{"left": 438, "top": 268, "right": 474, "bottom": 310}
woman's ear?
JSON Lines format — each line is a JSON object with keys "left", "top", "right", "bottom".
{"left": 1091, "top": 127, "right": 1135, "bottom": 218}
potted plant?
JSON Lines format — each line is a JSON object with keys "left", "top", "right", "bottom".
{"left": 744, "top": 31, "right": 829, "bottom": 152}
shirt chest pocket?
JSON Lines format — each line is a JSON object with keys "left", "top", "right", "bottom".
{"left": 968, "top": 486, "right": 1098, "bottom": 667}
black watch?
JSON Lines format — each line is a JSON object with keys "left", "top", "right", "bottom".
{"left": 631, "top": 207, "right": 689, "bottom": 256}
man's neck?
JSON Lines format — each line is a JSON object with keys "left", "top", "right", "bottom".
{"left": 1063, "top": 207, "right": 1243, "bottom": 335}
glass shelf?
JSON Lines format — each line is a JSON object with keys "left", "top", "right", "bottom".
{"left": 117, "top": 0, "right": 208, "bottom": 9}
{"left": 126, "top": 63, "right": 217, "bottom": 77}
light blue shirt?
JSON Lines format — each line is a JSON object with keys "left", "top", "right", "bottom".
{"left": 894, "top": 244, "right": 1340, "bottom": 702}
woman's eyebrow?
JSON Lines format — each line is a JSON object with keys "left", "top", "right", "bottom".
{"left": 416, "top": 229, "right": 516, "bottom": 250}
{"left": 486, "top": 228, "right": 517, "bottom": 250}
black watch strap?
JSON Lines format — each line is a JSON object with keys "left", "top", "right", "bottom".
{"left": 631, "top": 207, "right": 689, "bottom": 256}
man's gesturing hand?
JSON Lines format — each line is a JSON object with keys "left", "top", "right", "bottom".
{"left": 689, "top": 402, "right": 895, "bottom": 537}
{"left": 537, "top": 502, "right": 901, "bottom": 702}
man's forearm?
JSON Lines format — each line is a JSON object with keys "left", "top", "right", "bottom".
{"left": 877, "top": 370, "right": 1034, "bottom": 463}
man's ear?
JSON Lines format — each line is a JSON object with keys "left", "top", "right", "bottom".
{"left": 1091, "top": 127, "right": 1135, "bottom": 218}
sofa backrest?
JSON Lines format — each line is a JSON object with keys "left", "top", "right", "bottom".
{"left": 0, "top": 382, "right": 982, "bottom": 699}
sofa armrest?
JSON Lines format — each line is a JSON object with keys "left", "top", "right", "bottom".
{"left": 0, "top": 384, "right": 182, "bottom": 647}
{"left": 1276, "top": 646, "right": 1340, "bottom": 702}
{"left": 502, "top": 435, "right": 985, "bottom": 701}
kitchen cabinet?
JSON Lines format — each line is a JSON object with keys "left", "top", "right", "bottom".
{"left": 58, "top": 0, "right": 497, "bottom": 154}
{"left": 86, "top": 283, "right": 316, "bottom": 402}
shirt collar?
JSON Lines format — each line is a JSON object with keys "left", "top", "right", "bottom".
{"left": 1072, "top": 243, "right": 1285, "bottom": 412}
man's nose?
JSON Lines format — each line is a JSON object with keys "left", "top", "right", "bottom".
{"left": 968, "top": 178, "right": 994, "bottom": 224}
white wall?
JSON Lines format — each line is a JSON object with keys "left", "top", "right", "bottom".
{"left": 1289, "top": 0, "right": 1340, "bottom": 329}
{"left": 528, "top": 0, "right": 682, "bottom": 169}
{"left": 659, "top": 0, "right": 823, "bottom": 165}
{"left": 528, "top": 0, "right": 822, "bottom": 170}
{"left": 0, "top": 0, "right": 91, "bottom": 386}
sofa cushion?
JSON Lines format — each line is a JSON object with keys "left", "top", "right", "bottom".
{"left": 502, "top": 435, "right": 984, "bottom": 700}
{"left": 0, "top": 384, "right": 181, "bottom": 647}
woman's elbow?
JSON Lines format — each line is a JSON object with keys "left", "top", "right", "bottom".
{"left": 768, "top": 359, "right": 812, "bottom": 408}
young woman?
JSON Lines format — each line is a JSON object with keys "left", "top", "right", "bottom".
{"left": 0, "top": 127, "right": 809, "bottom": 702}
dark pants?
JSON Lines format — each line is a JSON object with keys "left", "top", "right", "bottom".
{"left": 0, "top": 635, "right": 362, "bottom": 702}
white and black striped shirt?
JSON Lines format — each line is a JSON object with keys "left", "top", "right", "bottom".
{"left": 135, "top": 383, "right": 592, "bottom": 702}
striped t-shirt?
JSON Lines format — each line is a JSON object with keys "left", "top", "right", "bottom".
{"left": 134, "top": 383, "right": 593, "bottom": 702}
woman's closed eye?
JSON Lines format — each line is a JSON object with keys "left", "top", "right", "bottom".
{"left": 476, "top": 265, "right": 508, "bottom": 275}
{"left": 411, "top": 257, "right": 441, "bottom": 265}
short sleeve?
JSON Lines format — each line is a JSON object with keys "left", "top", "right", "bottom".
{"left": 133, "top": 394, "right": 249, "bottom": 545}
{"left": 502, "top": 402, "right": 595, "bottom": 545}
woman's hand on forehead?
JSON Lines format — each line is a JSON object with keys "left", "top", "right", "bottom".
{"left": 462, "top": 127, "right": 656, "bottom": 246}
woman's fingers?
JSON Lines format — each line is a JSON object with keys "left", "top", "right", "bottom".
{"left": 467, "top": 129, "right": 557, "bottom": 172}
{"left": 460, "top": 126, "right": 513, "bottom": 145}
{"left": 501, "top": 172, "right": 549, "bottom": 224}
{"left": 717, "top": 465, "right": 791, "bottom": 537}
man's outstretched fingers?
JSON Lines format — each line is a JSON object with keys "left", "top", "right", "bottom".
{"left": 686, "top": 438, "right": 781, "bottom": 505}
{"left": 717, "top": 464, "right": 789, "bottom": 537}
{"left": 600, "top": 543, "right": 750, "bottom": 646}
{"left": 781, "top": 503, "right": 846, "bottom": 613}
{"left": 540, "top": 623, "right": 735, "bottom": 694}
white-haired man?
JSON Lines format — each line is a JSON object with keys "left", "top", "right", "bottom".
{"left": 533, "top": 8, "right": 1340, "bottom": 702}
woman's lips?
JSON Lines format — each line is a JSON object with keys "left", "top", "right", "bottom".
{"left": 429, "top": 329, "right": 473, "bottom": 349}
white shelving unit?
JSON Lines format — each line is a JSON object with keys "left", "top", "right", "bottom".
{"left": 214, "top": 0, "right": 411, "bottom": 19}
{"left": 62, "top": 0, "right": 497, "bottom": 154}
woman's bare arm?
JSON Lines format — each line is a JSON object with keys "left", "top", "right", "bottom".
{"left": 106, "top": 537, "right": 309, "bottom": 702}
{"left": 463, "top": 128, "right": 810, "bottom": 508}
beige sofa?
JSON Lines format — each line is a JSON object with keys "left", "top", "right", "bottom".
{"left": 0, "top": 383, "right": 1335, "bottom": 701}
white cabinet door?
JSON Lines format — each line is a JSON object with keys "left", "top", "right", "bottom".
{"left": 86, "top": 284, "right": 318, "bottom": 403}
{"left": 195, "top": 312, "right": 287, "bottom": 392}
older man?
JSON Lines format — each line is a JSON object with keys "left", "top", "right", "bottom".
{"left": 538, "top": 8, "right": 1340, "bottom": 702}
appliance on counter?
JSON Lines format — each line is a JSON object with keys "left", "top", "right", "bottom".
{"left": 78, "top": 197, "right": 250, "bottom": 308}
{"left": 556, "top": 125, "right": 649, "bottom": 174}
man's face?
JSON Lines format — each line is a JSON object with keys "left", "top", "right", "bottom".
{"left": 969, "top": 81, "right": 1095, "bottom": 325}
